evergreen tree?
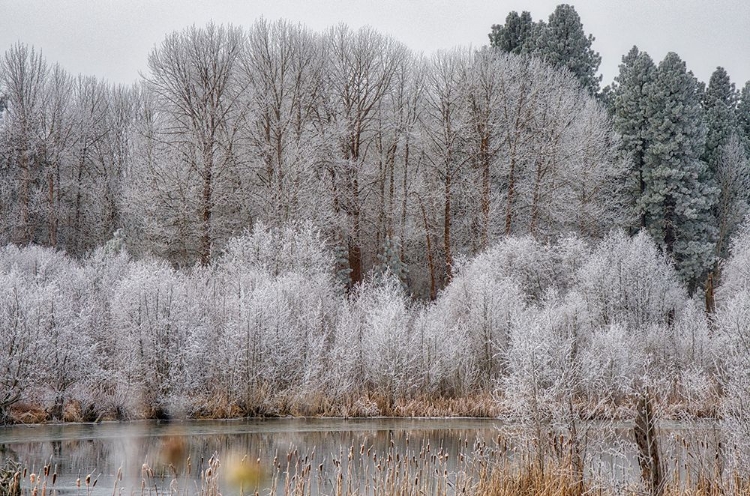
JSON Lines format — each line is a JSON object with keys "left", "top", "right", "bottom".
{"left": 376, "top": 235, "right": 409, "bottom": 291}
{"left": 612, "top": 46, "right": 657, "bottom": 229}
{"left": 737, "top": 81, "right": 750, "bottom": 151}
{"left": 642, "top": 52, "right": 716, "bottom": 290}
{"left": 533, "top": 4, "right": 602, "bottom": 94}
{"left": 488, "top": 11, "right": 535, "bottom": 54}
{"left": 703, "top": 67, "right": 738, "bottom": 171}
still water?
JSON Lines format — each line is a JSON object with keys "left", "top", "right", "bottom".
{"left": 0, "top": 418, "right": 721, "bottom": 495}
{"left": 0, "top": 418, "right": 511, "bottom": 495}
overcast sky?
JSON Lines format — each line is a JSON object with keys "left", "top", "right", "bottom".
{"left": 4, "top": 0, "right": 750, "bottom": 89}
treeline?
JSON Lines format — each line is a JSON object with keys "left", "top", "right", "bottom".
{"left": 3, "top": 11, "right": 749, "bottom": 298}
{"left": 2, "top": 19, "right": 624, "bottom": 298}
{"left": 490, "top": 4, "right": 750, "bottom": 292}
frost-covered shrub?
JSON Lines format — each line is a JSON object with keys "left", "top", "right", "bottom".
{"left": 579, "top": 323, "right": 646, "bottom": 403}
{"left": 454, "top": 236, "right": 557, "bottom": 301}
{"left": 214, "top": 225, "right": 338, "bottom": 406}
{"left": 220, "top": 221, "right": 335, "bottom": 281}
{"left": 576, "top": 230, "right": 686, "bottom": 329}
{"left": 110, "top": 260, "right": 188, "bottom": 417}
{"left": 717, "top": 221, "right": 750, "bottom": 299}
{"left": 716, "top": 225, "right": 750, "bottom": 465}
{"left": 0, "top": 245, "right": 98, "bottom": 419}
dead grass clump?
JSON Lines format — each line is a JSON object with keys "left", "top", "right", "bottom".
{"left": 8, "top": 403, "right": 48, "bottom": 424}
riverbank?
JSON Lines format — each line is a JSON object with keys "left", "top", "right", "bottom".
{"left": 4, "top": 389, "right": 720, "bottom": 426}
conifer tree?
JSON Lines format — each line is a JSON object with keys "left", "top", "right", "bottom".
{"left": 703, "top": 67, "right": 738, "bottom": 171}
{"left": 737, "top": 81, "right": 750, "bottom": 151}
{"left": 533, "top": 4, "right": 602, "bottom": 94}
{"left": 612, "top": 46, "right": 656, "bottom": 229}
{"left": 376, "top": 235, "right": 409, "bottom": 291}
{"left": 642, "top": 52, "right": 716, "bottom": 290}
{"left": 489, "top": 11, "right": 535, "bottom": 54}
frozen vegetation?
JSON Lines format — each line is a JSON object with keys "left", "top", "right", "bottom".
{"left": 1, "top": 224, "right": 748, "bottom": 425}
{"left": 3, "top": 4, "right": 750, "bottom": 493}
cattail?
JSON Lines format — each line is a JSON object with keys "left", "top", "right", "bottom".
{"left": 76, "top": 478, "right": 80, "bottom": 488}
{"left": 52, "top": 473, "right": 57, "bottom": 485}
{"left": 30, "top": 473, "right": 37, "bottom": 484}
{"left": 44, "top": 465, "right": 49, "bottom": 477}
{"left": 85, "top": 474, "right": 91, "bottom": 486}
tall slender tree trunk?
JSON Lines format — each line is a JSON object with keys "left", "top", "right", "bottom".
{"left": 17, "top": 144, "right": 32, "bottom": 245}
{"left": 443, "top": 169, "right": 453, "bottom": 283}
{"left": 200, "top": 147, "right": 214, "bottom": 266}
{"left": 480, "top": 134, "right": 490, "bottom": 250}
{"left": 505, "top": 152, "right": 517, "bottom": 235}
{"left": 47, "top": 172, "right": 57, "bottom": 247}
{"left": 530, "top": 157, "right": 542, "bottom": 236}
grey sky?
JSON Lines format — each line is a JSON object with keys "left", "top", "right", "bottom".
{"left": 4, "top": 0, "right": 750, "bottom": 89}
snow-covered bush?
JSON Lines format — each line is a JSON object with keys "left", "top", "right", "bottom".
{"left": 576, "top": 230, "right": 686, "bottom": 329}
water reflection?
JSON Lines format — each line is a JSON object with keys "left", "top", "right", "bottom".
{"left": 0, "top": 418, "right": 723, "bottom": 495}
{"left": 0, "top": 418, "right": 505, "bottom": 495}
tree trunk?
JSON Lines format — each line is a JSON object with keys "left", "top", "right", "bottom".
{"left": 200, "top": 149, "right": 214, "bottom": 266}
{"left": 443, "top": 170, "right": 453, "bottom": 283}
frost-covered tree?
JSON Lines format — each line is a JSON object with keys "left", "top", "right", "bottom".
{"left": 612, "top": 46, "right": 657, "bottom": 229}
{"left": 737, "top": 81, "right": 750, "bottom": 148}
{"left": 703, "top": 67, "right": 738, "bottom": 171}
{"left": 641, "top": 52, "right": 715, "bottom": 289}
{"left": 533, "top": 4, "right": 602, "bottom": 94}
{"left": 144, "top": 23, "right": 246, "bottom": 266}
{"left": 488, "top": 11, "right": 535, "bottom": 55}
{"left": 0, "top": 43, "right": 48, "bottom": 245}
{"left": 714, "top": 135, "right": 750, "bottom": 262}
{"left": 324, "top": 25, "right": 408, "bottom": 288}
{"left": 242, "top": 20, "right": 329, "bottom": 228}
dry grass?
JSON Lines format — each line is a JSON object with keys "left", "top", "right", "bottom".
{"left": 6, "top": 437, "right": 750, "bottom": 496}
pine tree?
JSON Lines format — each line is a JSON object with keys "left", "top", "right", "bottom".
{"left": 703, "top": 67, "right": 738, "bottom": 171}
{"left": 533, "top": 4, "right": 602, "bottom": 94}
{"left": 488, "top": 11, "right": 535, "bottom": 54}
{"left": 376, "top": 235, "right": 409, "bottom": 291}
{"left": 612, "top": 46, "right": 657, "bottom": 229}
{"left": 641, "top": 52, "right": 716, "bottom": 290}
{"left": 737, "top": 81, "right": 750, "bottom": 152}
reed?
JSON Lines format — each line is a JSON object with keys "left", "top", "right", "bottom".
{"left": 5, "top": 429, "right": 750, "bottom": 496}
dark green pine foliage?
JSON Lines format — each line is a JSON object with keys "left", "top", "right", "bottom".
{"left": 488, "top": 11, "right": 535, "bottom": 54}
{"left": 612, "top": 46, "right": 657, "bottom": 229}
{"left": 642, "top": 52, "right": 716, "bottom": 290}
{"left": 703, "top": 67, "right": 738, "bottom": 171}
{"left": 534, "top": 4, "right": 602, "bottom": 94}
{"left": 376, "top": 235, "right": 409, "bottom": 291}
{"left": 737, "top": 81, "right": 750, "bottom": 151}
